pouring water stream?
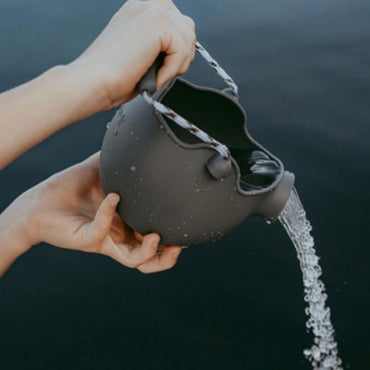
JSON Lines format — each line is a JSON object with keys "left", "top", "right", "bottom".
{"left": 277, "top": 187, "right": 342, "bottom": 369}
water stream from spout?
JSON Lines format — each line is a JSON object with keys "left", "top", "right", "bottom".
{"left": 277, "top": 187, "right": 343, "bottom": 369}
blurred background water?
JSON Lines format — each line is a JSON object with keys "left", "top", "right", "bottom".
{"left": 0, "top": 0, "right": 369, "bottom": 369}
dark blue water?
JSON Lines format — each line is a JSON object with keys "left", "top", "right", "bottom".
{"left": 0, "top": 0, "right": 369, "bottom": 369}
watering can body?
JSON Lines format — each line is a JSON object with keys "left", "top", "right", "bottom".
{"left": 100, "top": 44, "right": 294, "bottom": 246}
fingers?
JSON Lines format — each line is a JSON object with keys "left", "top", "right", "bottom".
{"left": 87, "top": 193, "right": 120, "bottom": 243}
{"left": 156, "top": 38, "right": 189, "bottom": 90}
{"left": 179, "top": 39, "right": 196, "bottom": 74}
{"left": 150, "top": 3, "right": 196, "bottom": 90}
{"left": 126, "top": 233, "right": 162, "bottom": 266}
{"left": 136, "top": 245, "right": 182, "bottom": 274}
{"left": 124, "top": 0, "right": 196, "bottom": 92}
{"left": 101, "top": 232, "right": 158, "bottom": 267}
{"left": 102, "top": 230, "right": 183, "bottom": 273}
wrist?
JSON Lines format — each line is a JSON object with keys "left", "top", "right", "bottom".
{"left": 41, "top": 62, "right": 112, "bottom": 126}
{"left": 0, "top": 196, "right": 35, "bottom": 251}
{"left": 64, "top": 58, "right": 114, "bottom": 115}
{"left": 0, "top": 196, "right": 34, "bottom": 276}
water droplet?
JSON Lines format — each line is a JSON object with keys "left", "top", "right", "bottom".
{"left": 114, "top": 128, "right": 119, "bottom": 136}
{"left": 106, "top": 121, "right": 112, "bottom": 129}
{"left": 183, "top": 233, "right": 188, "bottom": 238}
{"left": 135, "top": 136, "right": 140, "bottom": 140}
{"left": 130, "top": 131, "right": 134, "bottom": 135}
{"left": 115, "top": 170, "right": 119, "bottom": 175}
{"left": 130, "top": 165, "right": 137, "bottom": 172}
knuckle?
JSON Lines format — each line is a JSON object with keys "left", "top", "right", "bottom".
{"left": 110, "top": 11, "right": 119, "bottom": 21}
{"left": 149, "top": 5, "right": 166, "bottom": 20}
{"left": 85, "top": 242, "right": 101, "bottom": 254}
{"left": 183, "top": 15, "right": 196, "bottom": 31}
{"left": 125, "top": 0, "right": 146, "bottom": 13}
{"left": 191, "top": 30, "right": 197, "bottom": 44}
{"left": 149, "top": 241, "right": 159, "bottom": 252}
{"left": 166, "top": 256, "right": 178, "bottom": 269}
{"left": 124, "top": 258, "right": 139, "bottom": 269}
{"left": 179, "top": 64, "right": 188, "bottom": 75}
{"left": 137, "top": 265, "right": 152, "bottom": 274}
{"left": 127, "top": 0, "right": 141, "bottom": 6}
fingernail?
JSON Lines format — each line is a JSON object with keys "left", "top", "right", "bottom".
{"left": 181, "top": 246, "right": 189, "bottom": 249}
{"left": 109, "top": 193, "right": 120, "bottom": 205}
{"left": 152, "top": 237, "right": 160, "bottom": 246}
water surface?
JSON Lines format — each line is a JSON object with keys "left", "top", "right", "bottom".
{"left": 0, "top": 0, "right": 369, "bottom": 369}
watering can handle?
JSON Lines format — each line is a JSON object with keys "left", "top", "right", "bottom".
{"left": 137, "top": 42, "right": 239, "bottom": 97}
{"left": 137, "top": 41, "right": 238, "bottom": 161}
{"left": 137, "top": 52, "right": 166, "bottom": 95}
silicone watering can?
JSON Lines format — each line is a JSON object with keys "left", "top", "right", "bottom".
{"left": 100, "top": 41, "right": 295, "bottom": 246}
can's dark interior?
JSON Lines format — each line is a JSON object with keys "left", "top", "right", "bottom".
{"left": 160, "top": 78, "right": 281, "bottom": 190}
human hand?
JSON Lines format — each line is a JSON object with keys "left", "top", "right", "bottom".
{"left": 6, "top": 153, "right": 184, "bottom": 274}
{"left": 69, "top": 0, "right": 196, "bottom": 110}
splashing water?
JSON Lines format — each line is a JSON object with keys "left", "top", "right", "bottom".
{"left": 277, "top": 187, "right": 342, "bottom": 369}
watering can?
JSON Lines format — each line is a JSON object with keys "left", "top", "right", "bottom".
{"left": 99, "top": 41, "right": 295, "bottom": 246}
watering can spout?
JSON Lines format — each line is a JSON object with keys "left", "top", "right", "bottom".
{"left": 255, "top": 171, "right": 295, "bottom": 222}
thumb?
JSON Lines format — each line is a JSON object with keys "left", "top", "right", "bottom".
{"left": 87, "top": 193, "right": 120, "bottom": 243}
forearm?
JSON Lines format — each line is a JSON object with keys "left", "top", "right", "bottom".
{"left": 0, "top": 62, "right": 109, "bottom": 169}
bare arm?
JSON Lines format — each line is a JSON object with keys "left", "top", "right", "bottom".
{"left": 0, "top": 0, "right": 195, "bottom": 170}
{"left": 0, "top": 152, "right": 184, "bottom": 278}
{"left": 0, "top": 0, "right": 195, "bottom": 275}
{"left": 0, "top": 65, "right": 108, "bottom": 169}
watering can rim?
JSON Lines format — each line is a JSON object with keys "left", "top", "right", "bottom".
{"left": 144, "top": 75, "right": 286, "bottom": 197}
